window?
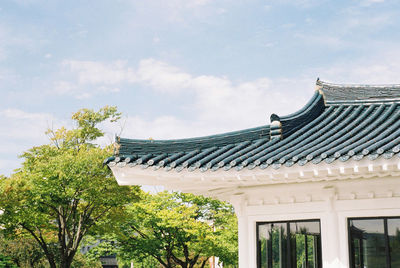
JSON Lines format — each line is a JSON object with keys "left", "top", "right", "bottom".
{"left": 257, "top": 220, "right": 322, "bottom": 268}
{"left": 348, "top": 217, "right": 400, "bottom": 268}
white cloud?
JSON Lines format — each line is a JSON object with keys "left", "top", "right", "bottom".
{"left": 60, "top": 51, "right": 400, "bottom": 149}
{"left": 136, "top": 59, "right": 192, "bottom": 93}
{"left": 61, "top": 58, "right": 312, "bottom": 142}
{"left": 101, "top": 114, "right": 241, "bottom": 142}
{"left": 1, "top": 109, "right": 50, "bottom": 120}
{"left": 98, "top": 52, "right": 400, "bottom": 140}
{"left": 62, "top": 60, "right": 136, "bottom": 85}
{"left": 130, "top": 0, "right": 211, "bottom": 10}
{"left": 0, "top": 109, "right": 59, "bottom": 176}
{"left": 133, "top": 59, "right": 311, "bottom": 127}
{"left": 293, "top": 10, "right": 394, "bottom": 51}
{"left": 124, "top": 0, "right": 218, "bottom": 23}
{"left": 60, "top": 58, "right": 312, "bottom": 132}
{"left": 0, "top": 109, "right": 55, "bottom": 144}
{"left": 344, "top": 13, "right": 392, "bottom": 30}
{"left": 10, "top": 0, "right": 41, "bottom": 6}
{"left": 317, "top": 50, "right": 400, "bottom": 84}
{"left": 0, "top": 23, "right": 38, "bottom": 62}
{"left": 169, "top": 0, "right": 211, "bottom": 9}
{"left": 360, "top": 0, "right": 385, "bottom": 7}
{"left": 120, "top": 115, "right": 202, "bottom": 139}
{"left": 294, "top": 33, "right": 348, "bottom": 49}
{"left": 52, "top": 60, "right": 136, "bottom": 98}
{"left": 153, "top": 36, "right": 160, "bottom": 43}
{"left": 54, "top": 80, "right": 77, "bottom": 94}
{"left": 266, "top": 0, "right": 324, "bottom": 9}
{"left": 40, "top": 45, "right": 400, "bottom": 146}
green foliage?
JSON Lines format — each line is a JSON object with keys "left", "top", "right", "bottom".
{"left": 0, "top": 254, "right": 18, "bottom": 268}
{"left": 70, "top": 252, "right": 102, "bottom": 268}
{"left": 116, "top": 191, "right": 238, "bottom": 268}
{"left": 126, "top": 256, "right": 160, "bottom": 268}
{"left": 0, "top": 106, "right": 139, "bottom": 268}
{"left": 81, "top": 235, "right": 161, "bottom": 268}
{"left": 80, "top": 235, "right": 117, "bottom": 263}
{"left": 46, "top": 106, "right": 121, "bottom": 149}
{"left": 0, "top": 234, "right": 48, "bottom": 267}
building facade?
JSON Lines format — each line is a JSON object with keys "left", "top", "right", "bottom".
{"left": 107, "top": 80, "right": 400, "bottom": 268}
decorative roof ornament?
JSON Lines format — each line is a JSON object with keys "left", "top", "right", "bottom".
{"left": 269, "top": 120, "right": 282, "bottom": 140}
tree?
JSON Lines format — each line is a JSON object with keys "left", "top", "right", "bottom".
{"left": 116, "top": 191, "right": 238, "bottom": 268}
{"left": 81, "top": 234, "right": 161, "bottom": 268}
{"left": 0, "top": 254, "right": 17, "bottom": 268}
{"left": 0, "top": 106, "right": 140, "bottom": 268}
{"left": 0, "top": 233, "right": 47, "bottom": 267}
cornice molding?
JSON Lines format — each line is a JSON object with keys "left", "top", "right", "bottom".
{"left": 111, "top": 155, "right": 400, "bottom": 198}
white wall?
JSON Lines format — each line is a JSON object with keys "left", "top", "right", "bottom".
{"left": 231, "top": 176, "right": 400, "bottom": 268}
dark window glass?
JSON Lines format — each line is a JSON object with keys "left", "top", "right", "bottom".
{"left": 388, "top": 219, "right": 400, "bottom": 267}
{"left": 271, "top": 223, "right": 287, "bottom": 268}
{"left": 290, "top": 221, "right": 320, "bottom": 268}
{"left": 349, "top": 217, "right": 400, "bottom": 268}
{"left": 353, "top": 238, "right": 362, "bottom": 267}
{"left": 258, "top": 224, "right": 269, "bottom": 268}
{"left": 257, "top": 220, "right": 321, "bottom": 268}
{"left": 349, "top": 219, "right": 386, "bottom": 267}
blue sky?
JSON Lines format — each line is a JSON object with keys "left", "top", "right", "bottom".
{"left": 1, "top": 0, "right": 400, "bottom": 176}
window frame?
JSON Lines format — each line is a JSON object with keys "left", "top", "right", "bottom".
{"left": 348, "top": 216, "right": 400, "bottom": 268}
{"left": 256, "top": 219, "right": 322, "bottom": 268}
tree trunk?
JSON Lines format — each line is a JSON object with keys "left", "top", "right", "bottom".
{"left": 200, "top": 259, "right": 208, "bottom": 268}
{"left": 46, "top": 254, "right": 57, "bottom": 268}
{"left": 60, "top": 250, "right": 76, "bottom": 268}
{"left": 36, "top": 241, "right": 56, "bottom": 268}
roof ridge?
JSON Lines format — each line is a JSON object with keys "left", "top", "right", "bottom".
{"left": 316, "top": 79, "right": 400, "bottom": 89}
{"left": 270, "top": 91, "right": 326, "bottom": 139}
{"left": 117, "top": 125, "right": 270, "bottom": 155}
{"left": 118, "top": 125, "right": 270, "bottom": 144}
{"left": 317, "top": 78, "right": 400, "bottom": 105}
{"left": 108, "top": 81, "right": 400, "bottom": 174}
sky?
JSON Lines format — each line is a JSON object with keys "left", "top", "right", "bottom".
{"left": 1, "top": 0, "right": 400, "bottom": 176}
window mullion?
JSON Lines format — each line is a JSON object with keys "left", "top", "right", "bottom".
{"left": 384, "top": 218, "right": 391, "bottom": 268}
{"left": 305, "top": 234, "right": 308, "bottom": 268}
{"left": 287, "top": 222, "right": 291, "bottom": 268}
{"left": 268, "top": 224, "right": 273, "bottom": 268}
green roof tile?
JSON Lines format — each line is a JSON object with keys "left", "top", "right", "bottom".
{"left": 106, "top": 80, "right": 400, "bottom": 172}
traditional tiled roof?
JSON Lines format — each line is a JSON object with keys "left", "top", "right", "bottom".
{"left": 106, "top": 79, "right": 400, "bottom": 172}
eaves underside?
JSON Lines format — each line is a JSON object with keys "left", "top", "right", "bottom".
{"left": 111, "top": 155, "right": 400, "bottom": 197}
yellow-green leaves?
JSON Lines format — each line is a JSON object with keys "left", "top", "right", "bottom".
{"left": 71, "top": 106, "right": 121, "bottom": 144}
{"left": 117, "top": 191, "right": 238, "bottom": 268}
{"left": 0, "top": 106, "right": 138, "bottom": 268}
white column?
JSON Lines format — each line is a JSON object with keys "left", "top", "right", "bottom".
{"left": 238, "top": 213, "right": 249, "bottom": 267}
{"left": 320, "top": 187, "right": 346, "bottom": 268}
{"left": 230, "top": 194, "right": 249, "bottom": 268}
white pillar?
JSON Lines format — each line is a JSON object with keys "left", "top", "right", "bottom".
{"left": 230, "top": 194, "right": 249, "bottom": 268}
{"left": 237, "top": 213, "right": 249, "bottom": 267}
{"left": 321, "top": 187, "right": 346, "bottom": 268}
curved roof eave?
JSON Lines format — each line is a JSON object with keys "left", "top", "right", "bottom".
{"left": 115, "top": 83, "right": 329, "bottom": 156}
{"left": 107, "top": 79, "right": 400, "bottom": 175}
{"left": 117, "top": 125, "right": 271, "bottom": 156}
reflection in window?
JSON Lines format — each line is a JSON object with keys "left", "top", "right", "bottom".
{"left": 388, "top": 219, "right": 400, "bottom": 267}
{"left": 257, "top": 220, "right": 321, "bottom": 268}
{"left": 349, "top": 217, "right": 400, "bottom": 268}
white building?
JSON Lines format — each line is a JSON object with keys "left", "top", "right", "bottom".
{"left": 107, "top": 80, "right": 400, "bottom": 268}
